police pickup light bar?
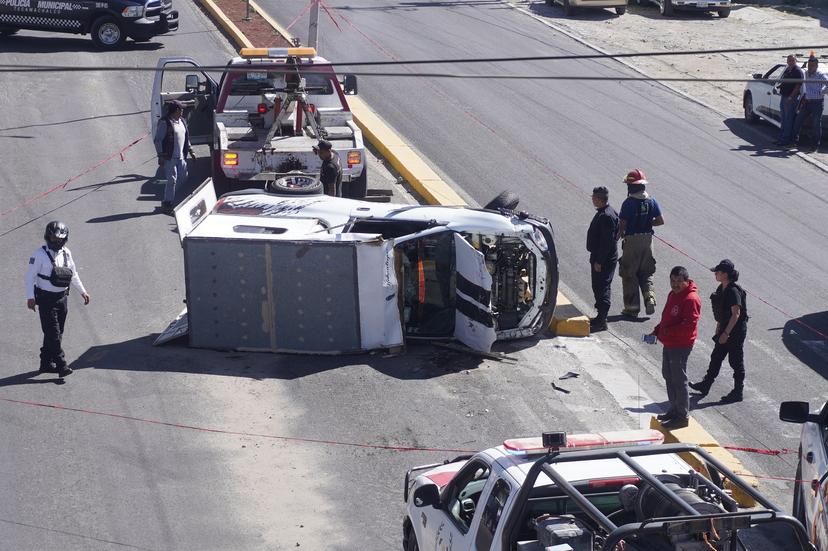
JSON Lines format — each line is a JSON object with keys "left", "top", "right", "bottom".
{"left": 503, "top": 429, "right": 664, "bottom": 455}
{"left": 239, "top": 47, "right": 317, "bottom": 59}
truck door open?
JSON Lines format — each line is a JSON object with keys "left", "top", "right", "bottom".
{"left": 151, "top": 57, "right": 216, "bottom": 145}
{"left": 453, "top": 234, "right": 497, "bottom": 352}
{"left": 174, "top": 178, "right": 217, "bottom": 242}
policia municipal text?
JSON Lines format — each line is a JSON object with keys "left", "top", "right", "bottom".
{"left": 25, "top": 221, "right": 90, "bottom": 377}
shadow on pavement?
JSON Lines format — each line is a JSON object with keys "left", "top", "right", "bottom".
{"left": 782, "top": 311, "right": 828, "bottom": 379}
{"left": 527, "top": 0, "right": 619, "bottom": 20}
{"left": 0, "top": 370, "right": 65, "bottom": 388}
{"left": 62, "top": 335, "right": 485, "bottom": 381}
{"left": 0, "top": 34, "right": 163, "bottom": 53}
{"left": 723, "top": 118, "right": 804, "bottom": 158}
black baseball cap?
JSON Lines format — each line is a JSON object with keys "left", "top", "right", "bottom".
{"left": 316, "top": 140, "right": 332, "bottom": 151}
{"left": 710, "top": 259, "right": 735, "bottom": 273}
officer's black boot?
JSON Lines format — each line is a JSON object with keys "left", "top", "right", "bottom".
{"left": 721, "top": 372, "right": 744, "bottom": 403}
{"left": 39, "top": 361, "right": 57, "bottom": 374}
{"left": 689, "top": 379, "right": 713, "bottom": 397}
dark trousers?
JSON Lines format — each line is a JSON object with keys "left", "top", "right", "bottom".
{"left": 793, "top": 100, "right": 824, "bottom": 147}
{"left": 701, "top": 329, "right": 746, "bottom": 390}
{"left": 591, "top": 259, "right": 616, "bottom": 321}
{"left": 35, "top": 288, "right": 68, "bottom": 369}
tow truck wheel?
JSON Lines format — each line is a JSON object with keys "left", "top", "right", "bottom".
{"left": 91, "top": 16, "right": 125, "bottom": 49}
{"left": 0, "top": 27, "right": 18, "bottom": 36}
{"left": 484, "top": 190, "right": 520, "bottom": 211}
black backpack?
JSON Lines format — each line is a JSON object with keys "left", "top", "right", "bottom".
{"left": 38, "top": 246, "right": 74, "bottom": 288}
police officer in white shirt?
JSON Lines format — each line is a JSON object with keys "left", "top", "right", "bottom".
{"left": 25, "top": 221, "right": 90, "bottom": 376}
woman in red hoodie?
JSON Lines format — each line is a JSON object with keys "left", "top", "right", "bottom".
{"left": 648, "top": 266, "right": 701, "bottom": 430}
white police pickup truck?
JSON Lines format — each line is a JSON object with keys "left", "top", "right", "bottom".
{"left": 0, "top": 0, "right": 177, "bottom": 47}
{"left": 403, "top": 429, "right": 815, "bottom": 551}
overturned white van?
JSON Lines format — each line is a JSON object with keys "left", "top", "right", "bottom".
{"left": 160, "top": 179, "right": 558, "bottom": 354}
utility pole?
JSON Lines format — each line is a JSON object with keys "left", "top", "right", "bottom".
{"left": 308, "top": 0, "right": 319, "bottom": 49}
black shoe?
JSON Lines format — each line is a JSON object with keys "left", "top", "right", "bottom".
{"left": 589, "top": 318, "right": 608, "bottom": 332}
{"left": 661, "top": 417, "right": 689, "bottom": 430}
{"left": 39, "top": 363, "right": 57, "bottom": 374}
{"left": 57, "top": 366, "right": 73, "bottom": 377}
{"left": 720, "top": 389, "right": 743, "bottom": 403}
{"left": 621, "top": 310, "right": 639, "bottom": 319}
{"left": 689, "top": 381, "right": 711, "bottom": 396}
{"left": 656, "top": 412, "right": 675, "bottom": 421}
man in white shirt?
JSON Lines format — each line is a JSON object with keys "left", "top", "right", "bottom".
{"left": 25, "top": 221, "right": 90, "bottom": 376}
{"left": 154, "top": 100, "right": 196, "bottom": 213}
{"left": 793, "top": 56, "right": 828, "bottom": 150}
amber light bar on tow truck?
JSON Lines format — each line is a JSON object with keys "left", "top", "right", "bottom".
{"left": 239, "top": 47, "right": 317, "bottom": 59}
{"left": 503, "top": 429, "right": 664, "bottom": 456}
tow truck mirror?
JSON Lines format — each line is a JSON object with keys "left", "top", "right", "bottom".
{"left": 779, "top": 401, "right": 810, "bottom": 423}
{"left": 185, "top": 74, "right": 200, "bottom": 92}
{"left": 752, "top": 73, "right": 763, "bottom": 80}
{"left": 343, "top": 74, "right": 358, "bottom": 95}
{"left": 412, "top": 485, "right": 440, "bottom": 508}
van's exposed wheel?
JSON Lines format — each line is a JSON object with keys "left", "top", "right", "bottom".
{"left": 266, "top": 174, "right": 323, "bottom": 196}
{"left": 406, "top": 532, "right": 419, "bottom": 551}
{"left": 659, "top": 0, "right": 673, "bottom": 15}
{"left": 0, "top": 27, "right": 19, "bottom": 36}
{"left": 347, "top": 166, "right": 368, "bottom": 199}
{"left": 484, "top": 190, "right": 520, "bottom": 211}
{"left": 563, "top": 0, "right": 574, "bottom": 15}
{"left": 743, "top": 92, "right": 759, "bottom": 124}
{"left": 718, "top": 6, "right": 730, "bottom": 17}
{"left": 91, "top": 16, "right": 125, "bottom": 49}
{"left": 615, "top": 5, "right": 626, "bottom": 14}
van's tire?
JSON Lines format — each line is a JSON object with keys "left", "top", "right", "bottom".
{"left": 91, "top": 16, "right": 125, "bottom": 49}
{"left": 266, "top": 175, "right": 323, "bottom": 196}
{"left": 718, "top": 6, "right": 730, "bottom": 17}
{"left": 615, "top": 5, "right": 626, "bottom": 14}
{"left": 743, "top": 92, "right": 760, "bottom": 124}
{"left": 347, "top": 166, "right": 368, "bottom": 199}
{"left": 659, "top": 0, "right": 673, "bottom": 15}
{"left": 0, "top": 27, "right": 19, "bottom": 36}
{"left": 405, "top": 532, "right": 420, "bottom": 551}
{"left": 563, "top": 0, "right": 574, "bottom": 15}
{"left": 484, "top": 190, "right": 520, "bottom": 211}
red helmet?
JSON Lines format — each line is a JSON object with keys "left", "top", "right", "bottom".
{"left": 623, "top": 169, "right": 648, "bottom": 185}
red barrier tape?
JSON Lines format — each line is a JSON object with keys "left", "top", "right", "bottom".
{"left": 723, "top": 445, "right": 792, "bottom": 456}
{"left": 0, "top": 132, "right": 148, "bottom": 218}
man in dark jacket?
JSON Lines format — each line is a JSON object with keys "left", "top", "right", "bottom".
{"left": 314, "top": 140, "right": 342, "bottom": 197}
{"left": 154, "top": 100, "right": 196, "bottom": 213}
{"left": 648, "top": 266, "right": 701, "bottom": 430}
{"left": 586, "top": 186, "right": 619, "bottom": 332}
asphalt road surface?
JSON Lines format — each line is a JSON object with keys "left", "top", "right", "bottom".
{"left": 1, "top": 1, "right": 827, "bottom": 550}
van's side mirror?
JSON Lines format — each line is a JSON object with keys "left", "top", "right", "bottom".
{"left": 779, "top": 401, "right": 810, "bottom": 423}
{"left": 752, "top": 73, "right": 763, "bottom": 80}
{"left": 412, "top": 484, "right": 440, "bottom": 508}
{"left": 343, "top": 74, "right": 358, "bottom": 95}
{"left": 185, "top": 74, "right": 200, "bottom": 92}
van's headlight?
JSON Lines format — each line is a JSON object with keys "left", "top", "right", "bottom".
{"left": 122, "top": 4, "right": 145, "bottom": 17}
{"left": 532, "top": 227, "right": 548, "bottom": 252}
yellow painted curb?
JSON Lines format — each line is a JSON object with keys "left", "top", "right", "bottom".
{"left": 197, "top": 0, "right": 254, "bottom": 48}
{"left": 550, "top": 291, "right": 590, "bottom": 337}
{"left": 649, "top": 416, "right": 758, "bottom": 507}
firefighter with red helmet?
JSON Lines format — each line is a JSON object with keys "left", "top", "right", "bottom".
{"left": 616, "top": 169, "right": 665, "bottom": 318}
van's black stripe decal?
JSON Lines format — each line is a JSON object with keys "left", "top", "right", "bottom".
{"left": 456, "top": 295, "right": 494, "bottom": 328}
{"left": 456, "top": 273, "right": 491, "bottom": 306}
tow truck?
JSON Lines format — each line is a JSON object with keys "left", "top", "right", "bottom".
{"left": 150, "top": 47, "right": 366, "bottom": 196}
{"left": 403, "top": 429, "right": 815, "bottom": 551}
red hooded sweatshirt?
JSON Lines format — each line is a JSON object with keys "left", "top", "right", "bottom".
{"left": 653, "top": 280, "right": 701, "bottom": 349}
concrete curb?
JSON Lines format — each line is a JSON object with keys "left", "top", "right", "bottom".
{"left": 504, "top": 0, "right": 828, "bottom": 175}
{"left": 192, "top": 0, "right": 593, "bottom": 338}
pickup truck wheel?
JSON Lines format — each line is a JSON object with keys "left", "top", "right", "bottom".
{"left": 615, "top": 5, "right": 626, "bottom": 14}
{"left": 659, "top": 0, "right": 673, "bottom": 15}
{"left": 347, "top": 166, "right": 368, "bottom": 199}
{"left": 484, "top": 190, "right": 520, "bottom": 211}
{"left": 717, "top": 6, "right": 730, "bottom": 16}
{"left": 563, "top": 0, "right": 574, "bottom": 15}
{"left": 0, "top": 27, "right": 19, "bottom": 36}
{"left": 91, "top": 16, "right": 125, "bottom": 49}
{"left": 266, "top": 175, "right": 323, "bottom": 196}
{"left": 743, "top": 92, "right": 760, "bottom": 124}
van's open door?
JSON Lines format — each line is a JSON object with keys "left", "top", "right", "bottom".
{"left": 453, "top": 234, "right": 497, "bottom": 352}
{"left": 174, "top": 178, "right": 217, "bottom": 242}
{"left": 151, "top": 57, "right": 217, "bottom": 145}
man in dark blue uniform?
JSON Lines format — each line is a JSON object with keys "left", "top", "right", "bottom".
{"left": 586, "top": 186, "right": 619, "bottom": 332}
